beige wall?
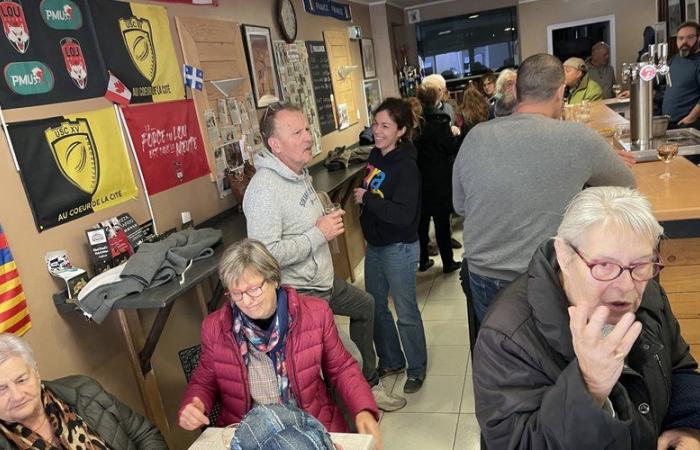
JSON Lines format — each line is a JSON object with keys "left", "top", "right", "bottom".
{"left": 370, "top": 3, "right": 401, "bottom": 98}
{"left": 0, "top": 1, "right": 373, "bottom": 448}
{"left": 518, "top": 0, "right": 656, "bottom": 77}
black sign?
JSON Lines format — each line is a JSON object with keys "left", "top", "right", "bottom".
{"left": 306, "top": 41, "right": 336, "bottom": 136}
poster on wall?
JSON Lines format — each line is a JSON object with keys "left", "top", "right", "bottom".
{"left": 87, "top": 0, "right": 185, "bottom": 103}
{"left": 363, "top": 78, "right": 381, "bottom": 127}
{"left": 122, "top": 99, "right": 210, "bottom": 195}
{"left": 360, "top": 39, "right": 376, "bottom": 79}
{"left": 241, "top": 25, "right": 281, "bottom": 108}
{"left": 0, "top": 225, "right": 31, "bottom": 336}
{"left": 8, "top": 107, "right": 139, "bottom": 231}
{"left": 274, "top": 41, "right": 322, "bottom": 156}
{"left": 0, "top": 0, "right": 109, "bottom": 110}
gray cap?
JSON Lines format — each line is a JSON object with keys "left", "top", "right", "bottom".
{"left": 563, "top": 57, "right": 587, "bottom": 72}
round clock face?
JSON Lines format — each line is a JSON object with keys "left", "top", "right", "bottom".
{"left": 278, "top": 0, "right": 297, "bottom": 43}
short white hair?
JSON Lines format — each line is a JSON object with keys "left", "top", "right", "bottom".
{"left": 0, "top": 333, "right": 37, "bottom": 369}
{"left": 557, "top": 187, "right": 663, "bottom": 247}
{"left": 495, "top": 69, "right": 517, "bottom": 95}
{"left": 421, "top": 74, "right": 447, "bottom": 91}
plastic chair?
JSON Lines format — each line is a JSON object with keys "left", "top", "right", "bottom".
{"left": 178, "top": 344, "right": 222, "bottom": 425}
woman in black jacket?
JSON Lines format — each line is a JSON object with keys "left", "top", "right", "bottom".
{"left": 414, "top": 84, "right": 461, "bottom": 273}
{"left": 353, "top": 98, "right": 428, "bottom": 394}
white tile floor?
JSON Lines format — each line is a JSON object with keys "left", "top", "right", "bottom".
{"left": 335, "top": 232, "right": 481, "bottom": 450}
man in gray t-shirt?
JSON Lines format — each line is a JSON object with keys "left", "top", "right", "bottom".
{"left": 586, "top": 42, "right": 616, "bottom": 99}
{"left": 452, "top": 53, "right": 635, "bottom": 325}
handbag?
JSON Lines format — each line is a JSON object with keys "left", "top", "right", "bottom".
{"left": 226, "top": 162, "right": 256, "bottom": 204}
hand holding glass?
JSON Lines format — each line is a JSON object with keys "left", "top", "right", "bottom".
{"left": 324, "top": 203, "right": 342, "bottom": 254}
{"left": 612, "top": 84, "right": 622, "bottom": 97}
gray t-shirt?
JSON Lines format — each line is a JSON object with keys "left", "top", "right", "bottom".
{"left": 452, "top": 113, "right": 636, "bottom": 281}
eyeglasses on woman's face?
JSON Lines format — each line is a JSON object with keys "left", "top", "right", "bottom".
{"left": 567, "top": 242, "right": 663, "bottom": 282}
{"left": 226, "top": 281, "right": 266, "bottom": 303}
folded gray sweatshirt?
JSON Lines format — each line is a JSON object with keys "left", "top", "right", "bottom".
{"left": 75, "top": 228, "right": 222, "bottom": 323}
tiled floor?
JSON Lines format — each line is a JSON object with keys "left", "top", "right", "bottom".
{"left": 335, "top": 231, "right": 481, "bottom": 450}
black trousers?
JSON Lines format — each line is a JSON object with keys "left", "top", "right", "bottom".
{"left": 418, "top": 205, "right": 454, "bottom": 266}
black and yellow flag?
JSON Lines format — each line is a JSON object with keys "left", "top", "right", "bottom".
{"left": 87, "top": 0, "right": 184, "bottom": 103}
{"left": 8, "top": 107, "right": 138, "bottom": 231}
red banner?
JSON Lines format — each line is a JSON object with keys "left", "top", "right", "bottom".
{"left": 123, "top": 99, "right": 210, "bottom": 195}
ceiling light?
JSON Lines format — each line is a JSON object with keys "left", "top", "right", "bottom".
{"left": 438, "top": 30, "right": 452, "bottom": 35}
{"left": 468, "top": 14, "right": 479, "bottom": 19}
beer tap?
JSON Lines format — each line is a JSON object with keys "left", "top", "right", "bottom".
{"left": 657, "top": 43, "right": 672, "bottom": 86}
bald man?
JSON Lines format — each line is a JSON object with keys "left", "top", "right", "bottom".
{"left": 586, "top": 42, "right": 616, "bottom": 99}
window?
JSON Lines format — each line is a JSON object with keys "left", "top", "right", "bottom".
{"left": 416, "top": 7, "right": 519, "bottom": 79}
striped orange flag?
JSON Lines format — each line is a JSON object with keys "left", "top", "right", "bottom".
{"left": 0, "top": 226, "right": 31, "bottom": 336}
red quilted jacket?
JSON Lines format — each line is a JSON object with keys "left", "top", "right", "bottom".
{"left": 178, "top": 286, "right": 379, "bottom": 431}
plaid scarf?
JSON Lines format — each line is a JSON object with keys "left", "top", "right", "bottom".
{"left": 232, "top": 288, "right": 293, "bottom": 404}
{"left": 0, "top": 387, "right": 109, "bottom": 450}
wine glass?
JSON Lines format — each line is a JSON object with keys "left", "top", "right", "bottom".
{"left": 657, "top": 140, "right": 679, "bottom": 179}
{"left": 612, "top": 84, "right": 622, "bottom": 98}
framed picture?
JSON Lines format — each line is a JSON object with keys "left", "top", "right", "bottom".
{"left": 687, "top": 0, "right": 699, "bottom": 23}
{"left": 360, "top": 38, "right": 376, "bottom": 79}
{"left": 241, "top": 25, "right": 281, "bottom": 108}
{"left": 668, "top": 0, "right": 682, "bottom": 37}
{"left": 363, "top": 78, "right": 382, "bottom": 127}
{"left": 654, "top": 22, "right": 667, "bottom": 44}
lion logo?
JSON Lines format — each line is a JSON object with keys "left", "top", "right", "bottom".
{"left": 1, "top": 1, "right": 30, "bottom": 54}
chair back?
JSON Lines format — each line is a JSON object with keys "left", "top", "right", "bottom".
{"left": 178, "top": 344, "right": 222, "bottom": 425}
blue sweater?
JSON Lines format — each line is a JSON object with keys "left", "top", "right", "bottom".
{"left": 662, "top": 52, "right": 700, "bottom": 122}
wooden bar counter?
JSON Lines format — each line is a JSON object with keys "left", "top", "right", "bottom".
{"left": 587, "top": 101, "right": 700, "bottom": 361}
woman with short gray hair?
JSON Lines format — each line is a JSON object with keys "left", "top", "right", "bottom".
{"left": 473, "top": 187, "right": 699, "bottom": 449}
{"left": 179, "top": 239, "right": 382, "bottom": 447}
{"left": 0, "top": 333, "right": 166, "bottom": 449}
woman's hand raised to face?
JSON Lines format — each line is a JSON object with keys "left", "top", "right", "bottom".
{"left": 568, "top": 304, "right": 642, "bottom": 408}
{"left": 355, "top": 410, "right": 382, "bottom": 450}
{"left": 178, "top": 396, "right": 210, "bottom": 430}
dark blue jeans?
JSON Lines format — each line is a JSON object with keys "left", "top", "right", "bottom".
{"left": 365, "top": 241, "right": 427, "bottom": 379}
{"left": 467, "top": 271, "right": 510, "bottom": 323}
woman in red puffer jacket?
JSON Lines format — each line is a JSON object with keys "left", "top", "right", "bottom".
{"left": 178, "top": 239, "right": 380, "bottom": 445}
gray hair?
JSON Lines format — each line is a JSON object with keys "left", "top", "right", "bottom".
{"left": 421, "top": 74, "right": 447, "bottom": 91}
{"left": 516, "top": 53, "right": 564, "bottom": 103}
{"left": 556, "top": 187, "right": 663, "bottom": 248}
{"left": 218, "top": 239, "right": 281, "bottom": 289}
{"left": 260, "top": 103, "right": 303, "bottom": 151}
{"left": 0, "top": 333, "right": 37, "bottom": 369}
{"left": 591, "top": 41, "right": 610, "bottom": 53}
{"left": 495, "top": 69, "right": 517, "bottom": 95}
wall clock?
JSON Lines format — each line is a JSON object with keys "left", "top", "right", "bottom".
{"left": 277, "top": 0, "right": 297, "bottom": 44}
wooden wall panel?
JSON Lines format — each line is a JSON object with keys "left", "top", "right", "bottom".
{"left": 324, "top": 29, "right": 360, "bottom": 130}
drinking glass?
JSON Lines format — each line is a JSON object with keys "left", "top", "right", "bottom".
{"left": 657, "top": 140, "right": 679, "bottom": 179}
{"left": 614, "top": 124, "right": 629, "bottom": 146}
{"left": 324, "top": 202, "right": 342, "bottom": 254}
{"left": 612, "top": 84, "right": 622, "bottom": 97}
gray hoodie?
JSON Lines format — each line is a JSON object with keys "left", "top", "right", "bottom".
{"left": 243, "top": 150, "right": 334, "bottom": 291}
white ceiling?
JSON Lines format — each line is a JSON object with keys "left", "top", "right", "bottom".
{"left": 352, "top": 0, "right": 537, "bottom": 9}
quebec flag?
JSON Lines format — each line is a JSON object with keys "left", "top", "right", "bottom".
{"left": 183, "top": 64, "right": 204, "bottom": 91}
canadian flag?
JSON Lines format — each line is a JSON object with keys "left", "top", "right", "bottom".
{"left": 105, "top": 72, "right": 131, "bottom": 106}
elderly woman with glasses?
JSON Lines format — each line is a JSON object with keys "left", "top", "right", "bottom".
{"left": 178, "top": 239, "right": 381, "bottom": 446}
{"left": 0, "top": 333, "right": 166, "bottom": 450}
{"left": 473, "top": 187, "right": 700, "bottom": 450}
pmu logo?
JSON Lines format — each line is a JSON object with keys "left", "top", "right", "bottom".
{"left": 0, "top": 0, "right": 29, "bottom": 54}
{"left": 61, "top": 37, "right": 87, "bottom": 89}
{"left": 119, "top": 16, "right": 156, "bottom": 82}
{"left": 45, "top": 118, "right": 100, "bottom": 195}
{"left": 40, "top": 0, "right": 82, "bottom": 30}
{"left": 4, "top": 61, "right": 54, "bottom": 95}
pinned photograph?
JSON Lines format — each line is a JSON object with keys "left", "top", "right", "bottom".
{"left": 218, "top": 98, "right": 231, "bottom": 126}
{"left": 222, "top": 141, "right": 244, "bottom": 169}
{"left": 221, "top": 126, "right": 236, "bottom": 143}
{"left": 227, "top": 98, "right": 242, "bottom": 124}
{"left": 337, "top": 103, "right": 350, "bottom": 130}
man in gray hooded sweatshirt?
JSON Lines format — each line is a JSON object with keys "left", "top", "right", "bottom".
{"left": 243, "top": 103, "right": 406, "bottom": 412}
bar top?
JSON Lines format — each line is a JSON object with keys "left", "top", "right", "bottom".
{"left": 586, "top": 101, "right": 700, "bottom": 221}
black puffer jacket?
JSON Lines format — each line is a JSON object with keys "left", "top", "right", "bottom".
{"left": 0, "top": 376, "right": 167, "bottom": 450}
{"left": 414, "top": 103, "right": 459, "bottom": 207}
{"left": 474, "top": 239, "right": 698, "bottom": 450}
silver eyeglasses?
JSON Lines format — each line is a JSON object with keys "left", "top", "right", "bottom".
{"left": 567, "top": 243, "right": 663, "bottom": 282}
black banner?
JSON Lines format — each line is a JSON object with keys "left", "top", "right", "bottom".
{"left": 0, "top": 0, "right": 108, "bottom": 109}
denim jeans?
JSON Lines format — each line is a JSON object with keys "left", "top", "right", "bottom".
{"left": 467, "top": 271, "right": 510, "bottom": 324}
{"left": 365, "top": 241, "right": 427, "bottom": 379}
